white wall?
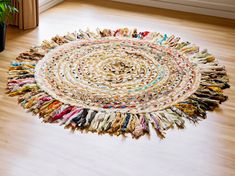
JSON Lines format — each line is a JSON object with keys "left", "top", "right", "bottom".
{"left": 112, "top": 0, "right": 235, "bottom": 19}
{"left": 39, "top": 0, "right": 64, "bottom": 13}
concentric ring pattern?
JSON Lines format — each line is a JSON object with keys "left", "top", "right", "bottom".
{"left": 35, "top": 38, "right": 201, "bottom": 113}
{"left": 7, "top": 28, "right": 229, "bottom": 138}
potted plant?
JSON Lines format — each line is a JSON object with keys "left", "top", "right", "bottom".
{"left": 0, "top": 0, "right": 18, "bottom": 52}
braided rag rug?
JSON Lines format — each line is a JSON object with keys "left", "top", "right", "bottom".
{"left": 7, "top": 28, "right": 230, "bottom": 139}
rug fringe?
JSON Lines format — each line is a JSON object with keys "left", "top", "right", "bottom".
{"left": 6, "top": 28, "right": 230, "bottom": 139}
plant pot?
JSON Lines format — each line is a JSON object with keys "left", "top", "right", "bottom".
{"left": 0, "top": 23, "right": 6, "bottom": 52}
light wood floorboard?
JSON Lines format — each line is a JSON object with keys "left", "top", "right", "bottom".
{"left": 0, "top": 0, "right": 235, "bottom": 176}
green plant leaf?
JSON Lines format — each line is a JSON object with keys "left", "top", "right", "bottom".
{"left": 0, "top": 0, "right": 18, "bottom": 24}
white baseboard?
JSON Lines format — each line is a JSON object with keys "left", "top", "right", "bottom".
{"left": 112, "top": 0, "right": 235, "bottom": 19}
{"left": 39, "top": 0, "right": 64, "bottom": 13}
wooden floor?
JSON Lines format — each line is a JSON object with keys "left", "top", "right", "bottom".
{"left": 0, "top": 0, "right": 235, "bottom": 175}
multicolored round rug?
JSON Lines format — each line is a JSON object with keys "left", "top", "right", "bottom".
{"left": 7, "top": 28, "right": 230, "bottom": 138}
